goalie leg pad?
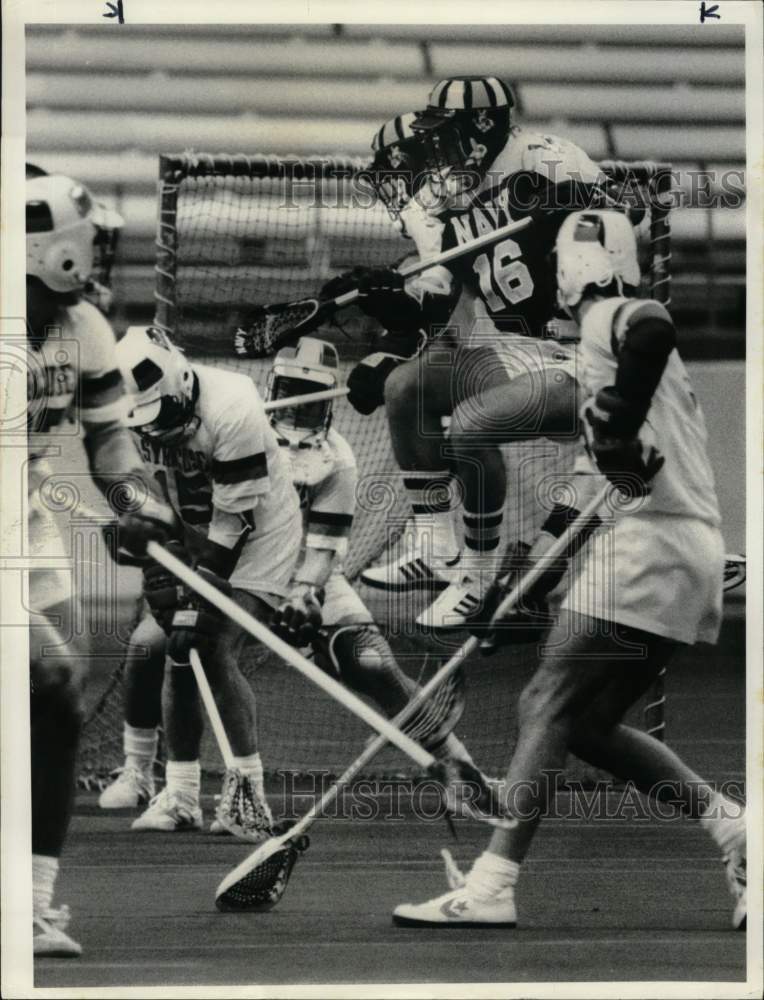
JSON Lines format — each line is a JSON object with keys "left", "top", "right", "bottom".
{"left": 312, "top": 623, "right": 413, "bottom": 717}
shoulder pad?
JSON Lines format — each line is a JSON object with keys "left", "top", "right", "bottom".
{"left": 616, "top": 298, "right": 673, "bottom": 336}
{"left": 612, "top": 298, "right": 675, "bottom": 355}
{"left": 64, "top": 301, "right": 118, "bottom": 374}
{"left": 518, "top": 130, "right": 604, "bottom": 184}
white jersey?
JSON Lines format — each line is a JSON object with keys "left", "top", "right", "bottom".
{"left": 134, "top": 363, "right": 300, "bottom": 594}
{"left": 27, "top": 302, "right": 129, "bottom": 611}
{"left": 284, "top": 428, "right": 372, "bottom": 625}
{"left": 577, "top": 297, "right": 721, "bottom": 527}
{"left": 28, "top": 300, "right": 126, "bottom": 459}
{"left": 287, "top": 427, "right": 357, "bottom": 565}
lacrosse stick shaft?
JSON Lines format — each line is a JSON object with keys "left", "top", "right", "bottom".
{"left": 323, "top": 216, "right": 532, "bottom": 310}
{"left": 188, "top": 649, "right": 235, "bottom": 770}
{"left": 147, "top": 542, "right": 433, "bottom": 769}
{"left": 263, "top": 387, "right": 349, "bottom": 413}
{"left": 289, "top": 483, "right": 610, "bottom": 833}
{"left": 218, "top": 483, "right": 612, "bottom": 896}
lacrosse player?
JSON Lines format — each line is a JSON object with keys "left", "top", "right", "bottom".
{"left": 329, "top": 80, "right": 617, "bottom": 629}
{"left": 25, "top": 169, "right": 176, "bottom": 956}
{"left": 392, "top": 210, "right": 746, "bottom": 930}
{"left": 108, "top": 325, "right": 302, "bottom": 841}
{"left": 266, "top": 337, "right": 476, "bottom": 770}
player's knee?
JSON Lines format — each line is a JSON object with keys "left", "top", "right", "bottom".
{"left": 517, "top": 673, "right": 568, "bottom": 730}
{"left": 31, "top": 654, "right": 85, "bottom": 704}
{"left": 314, "top": 623, "right": 402, "bottom": 701}
{"left": 31, "top": 658, "right": 85, "bottom": 735}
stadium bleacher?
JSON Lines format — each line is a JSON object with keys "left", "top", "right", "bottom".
{"left": 26, "top": 22, "right": 745, "bottom": 350}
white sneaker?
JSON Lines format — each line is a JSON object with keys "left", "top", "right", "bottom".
{"left": 393, "top": 884, "right": 517, "bottom": 927}
{"left": 34, "top": 905, "right": 82, "bottom": 957}
{"left": 361, "top": 522, "right": 461, "bottom": 593}
{"left": 131, "top": 788, "right": 202, "bottom": 832}
{"left": 416, "top": 568, "right": 494, "bottom": 629}
{"left": 98, "top": 765, "right": 155, "bottom": 809}
{"left": 214, "top": 769, "right": 273, "bottom": 844}
{"left": 723, "top": 846, "right": 746, "bottom": 930}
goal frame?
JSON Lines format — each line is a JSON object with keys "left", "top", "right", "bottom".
{"left": 153, "top": 152, "right": 673, "bottom": 339}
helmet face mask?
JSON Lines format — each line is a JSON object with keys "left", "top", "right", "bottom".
{"left": 117, "top": 326, "right": 198, "bottom": 444}
{"left": 367, "top": 112, "right": 441, "bottom": 230}
{"left": 26, "top": 174, "right": 124, "bottom": 296}
{"left": 556, "top": 211, "right": 641, "bottom": 314}
{"left": 266, "top": 337, "right": 339, "bottom": 448}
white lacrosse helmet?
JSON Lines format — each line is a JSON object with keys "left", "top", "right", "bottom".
{"left": 556, "top": 210, "right": 641, "bottom": 311}
{"left": 116, "top": 325, "right": 198, "bottom": 443}
{"left": 26, "top": 173, "right": 123, "bottom": 294}
{"left": 266, "top": 337, "right": 339, "bottom": 448}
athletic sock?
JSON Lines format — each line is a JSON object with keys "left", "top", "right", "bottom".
{"left": 403, "top": 471, "right": 460, "bottom": 560}
{"left": 232, "top": 752, "right": 265, "bottom": 801}
{"left": 699, "top": 793, "right": 746, "bottom": 853}
{"left": 123, "top": 723, "right": 158, "bottom": 774}
{"left": 463, "top": 506, "right": 504, "bottom": 557}
{"left": 32, "top": 854, "right": 59, "bottom": 917}
{"left": 165, "top": 760, "right": 201, "bottom": 804}
{"left": 466, "top": 850, "right": 520, "bottom": 899}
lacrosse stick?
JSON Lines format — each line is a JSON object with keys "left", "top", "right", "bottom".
{"left": 215, "top": 664, "right": 467, "bottom": 911}
{"left": 147, "top": 541, "right": 438, "bottom": 771}
{"left": 233, "top": 216, "right": 531, "bottom": 358}
{"left": 187, "top": 649, "right": 234, "bottom": 769}
{"left": 213, "top": 482, "right": 611, "bottom": 911}
{"left": 263, "top": 386, "right": 349, "bottom": 413}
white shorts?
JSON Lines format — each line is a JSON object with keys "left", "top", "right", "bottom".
{"left": 464, "top": 311, "right": 580, "bottom": 384}
{"left": 561, "top": 512, "right": 724, "bottom": 645}
{"left": 490, "top": 335, "right": 579, "bottom": 384}
{"left": 322, "top": 570, "right": 372, "bottom": 627}
{"left": 229, "top": 506, "right": 303, "bottom": 608}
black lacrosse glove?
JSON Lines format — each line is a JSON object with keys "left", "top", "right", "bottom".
{"left": 143, "top": 541, "right": 192, "bottom": 634}
{"left": 107, "top": 494, "right": 178, "bottom": 566}
{"left": 346, "top": 353, "right": 403, "bottom": 414}
{"left": 322, "top": 266, "right": 421, "bottom": 330}
{"left": 167, "top": 566, "right": 233, "bottom": 663}
{"left": 270, "top": 584, "right": 324, "bottom": 647}
{"left": 585, "top": 386, "right": 664, "bottom": 498}
{"left": 320, "top": 269, "right": 363, "bottom": 301}
{"left": 466, "top": 543, "right": 557, "bottom": 653}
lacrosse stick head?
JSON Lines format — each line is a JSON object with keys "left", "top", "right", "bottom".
{"left": 428, "top": 759, "right": 516, "bottom": 830}
{"left": 234, "top": 299, "right": 321, "bottom": 358}
{"left": 215, "top": 826, "right": 310, "bottom": 912}
{"left": 402, "top": 664, "right": 466, "bottom": 752}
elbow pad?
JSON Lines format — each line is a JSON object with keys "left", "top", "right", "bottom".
{"left": 613, "top": 301, "right": 677, "bottom": 410}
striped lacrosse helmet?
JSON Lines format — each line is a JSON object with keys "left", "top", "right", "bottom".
{"left": 369, "top": 111, "right": 428, "bottom": 224}
{"left": 555, "top": 211, "right": 641, "bottom": 311}
{"left": 412, "top": 76, "right": 514, "bottom": 191}
{"left": 266, "top": 336, "right": 340, "bottom": 448}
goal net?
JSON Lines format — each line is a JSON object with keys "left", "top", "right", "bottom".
{"left": 78, "top": 154, "right": 672, "bottom": 785}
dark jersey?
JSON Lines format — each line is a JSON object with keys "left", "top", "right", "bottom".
{"left": 405, "top": 128, "right": 609, "bottom": 339}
